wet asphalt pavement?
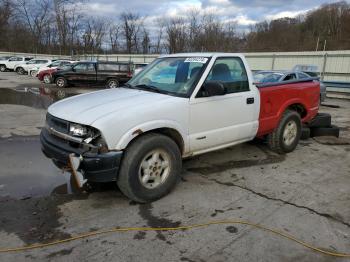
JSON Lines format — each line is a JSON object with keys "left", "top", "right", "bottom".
{"left": 0, "top": 72, "right": 350, "bottom": 262}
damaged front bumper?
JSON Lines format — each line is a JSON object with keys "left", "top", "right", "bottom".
{"left": 40, "top": 128, "right": 123, "bottom": 182}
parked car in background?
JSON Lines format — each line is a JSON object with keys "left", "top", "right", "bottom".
{"left": 253, "top": 70, "right": 326, "bottom": 102}
{"left": 293, "top": 64, "right": 326, "bottom": 102}
{"left": 134, "top": 63, "right": 149, "bottom": 75}
{"left": 0, "top": 56, "right": 12, "bottom": 61}
{"left": 35, "top": 60, "right": 76, "bottom": 82}
{"left": 0, "top": 56, "right": 33, "bottom": 72}
{"left": 14, "top": 58, "right": 51, "bottom": 75}
{"left": 51, "top": 61, "right": 133, "bottom": 88}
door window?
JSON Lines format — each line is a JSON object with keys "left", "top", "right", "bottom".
{"left": 298, "top": 72, "right": 309, "bottom": 79}
{"left": 283, "top": 73, "right": 297, "bottom": 81}
{"left": 87, "top": 63, "right": 95, "bottom": 71}
{"left": 74, "top": 64, "right": 93, "bottom": 72}
{"left": 203, "top": 57, "right": 249, "bottom": 95}
{"left": 9, "top": 57, "right": 22, "bottom": 62}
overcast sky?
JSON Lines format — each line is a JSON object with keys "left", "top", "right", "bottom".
{"left": 83, "top": 0, "right": 347, "bottom": 29}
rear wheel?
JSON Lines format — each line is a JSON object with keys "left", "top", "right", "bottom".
{"left": 117, "top": 133, "right": 182, "bottom": 203}
{"left": 56, "top": 77, "right": 67, "bottom": 88}
{"left": 267, "top": 110, "right": 301, "bottom": 154}
{"left": 0, "top": 65, "right": 6, "bottom": 72}
{"left": 16, "top": 67, "right": 25, "bottom": 75}
{"left": 106, "top": 78, "right": 119, "bottom": 88}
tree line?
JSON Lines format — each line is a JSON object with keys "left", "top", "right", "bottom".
{"left": 0, "top": 0, "right": 349, "bottom": 55}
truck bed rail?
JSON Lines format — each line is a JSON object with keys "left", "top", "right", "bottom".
{"left": 256, "top": 77, "right": 320, "bottom": 88}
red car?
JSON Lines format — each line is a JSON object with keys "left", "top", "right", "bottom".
{"left": 37, "top": 60, "right": 76, "bottom": 84}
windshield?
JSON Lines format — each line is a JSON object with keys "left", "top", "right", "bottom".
{"left": 50, "top": 60, "right": 62, "bottom": 67}
{"left": 128, "top": 57, "right": 210, "bottom": 97}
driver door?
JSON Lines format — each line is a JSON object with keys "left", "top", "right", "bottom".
{"left": 189, "top": 57, "right": 258, "bottom": 153}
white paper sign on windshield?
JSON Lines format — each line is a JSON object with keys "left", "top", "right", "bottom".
{"left": 184, "top": 57, "right": 208, "bottom": 63}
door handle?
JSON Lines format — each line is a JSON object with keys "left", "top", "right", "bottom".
{"left": 246, "top": 97, "right": 254, "bottom": 104}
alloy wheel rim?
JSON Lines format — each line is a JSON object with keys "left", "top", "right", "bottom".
{"left": 57, "top": 79, "right": 64, "bottom": 87}
{"left": 44, "top": 75, "right": 50, "bottom": 83}
{"left": 109, "top": 81, "right": 117, "bottom": 88}
{"left": 283, "top": 120, "right": 297, "bottom": 146}
{"left": 138, "top": 149, "right": 171, "bottom": 189}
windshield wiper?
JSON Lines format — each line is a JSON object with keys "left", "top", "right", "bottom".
{"left": 134, "top": 84, "right": 163, "bottom": 93}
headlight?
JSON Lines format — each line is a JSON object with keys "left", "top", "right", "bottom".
{"left": 69, "top": 124, "right": 88, "bottom": 137}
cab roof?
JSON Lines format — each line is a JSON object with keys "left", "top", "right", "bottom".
{"left": 161, "top": 52, "right": 245, "bottom": 58}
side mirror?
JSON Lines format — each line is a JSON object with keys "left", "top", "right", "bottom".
{"left": 200, "top": 81, "right": 226, "bottom": 97}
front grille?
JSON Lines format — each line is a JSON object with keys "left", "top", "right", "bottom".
{"left": 46, "top": 113, "right": 69, "bottom": 134}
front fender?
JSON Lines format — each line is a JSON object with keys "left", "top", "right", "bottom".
{"left": 115, "top": 120, "right": 188, "bottom": 152}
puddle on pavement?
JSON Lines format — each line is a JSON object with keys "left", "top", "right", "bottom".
{"left": 0, "top": 137, "right": 81, "bottom": 199}
{"left": 0, "top": 86, "right": 79, "bottom": 109}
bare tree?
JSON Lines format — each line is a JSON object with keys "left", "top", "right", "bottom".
{"left": 109, "top": 23, "right": 120, "bottom": 53}
{"left": 154, "top": 17, "right": 166, "bottom": 53}
{"left": 120, "top": 12, "right": 143, "bottom": 53}
{"left": 165, "top": 17, "right": 187, "bottom": 53}
{"left": 141, "top": 27, "right": 150, "bottom": 54}
{"left": 83, "top": 17, "right": 106, "bottom": 53}
{"left": 0, "top": 0, "right": 13, "bottom": 50}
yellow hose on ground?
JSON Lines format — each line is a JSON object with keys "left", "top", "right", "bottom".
{"left": 0, "top": 220, "right": 349, "bottom": 258}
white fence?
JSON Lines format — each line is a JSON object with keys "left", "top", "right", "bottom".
{"left": 1, "top": 50, "right": 350, "bottom": 82}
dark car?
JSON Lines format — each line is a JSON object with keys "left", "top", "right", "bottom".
{"left": 254, "top": 69, "right": 326, "bottom": 102}
{"left": 51, "top": 61, "right": 133, "bottom": 88}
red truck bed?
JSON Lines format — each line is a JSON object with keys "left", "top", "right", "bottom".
{"left": 256, "top": 79, "right": 320, "bottom": 137}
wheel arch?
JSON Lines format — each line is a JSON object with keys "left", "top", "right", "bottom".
{"left": 287, "top": 103, "right": 307, "bottom": 119}
{"left": 115, "top": 122, "right": 187, "bottom": 155}
{"left": 278, "top": 99, "right": 308, "bottom": 121}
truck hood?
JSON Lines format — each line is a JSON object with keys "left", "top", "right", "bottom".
{"left": 48, "top": 87, "right": 178, "bottom": 125}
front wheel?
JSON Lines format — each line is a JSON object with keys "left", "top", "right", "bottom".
{"left": 56, "top": 77, "right": 67, "bottom": 88}
{"left": 106, "top": 78, "right": 119, "bottom": 88}
{"left": 267, "top": 110, "right": 301, "bottom": 154}
{"left": 117, "top": 133, "right": 182, "bottom": 203}
{"left": 0, "top": 65, "right": 6, "bottom": 72}
{"left": 30, "top": 70, "right": 37, "bottom": 77}
{"left": 43, "top": 74, "right": 51, "bottom": 84}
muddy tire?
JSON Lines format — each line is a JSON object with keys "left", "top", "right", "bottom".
{"left": 56, "top": 77, "right": 67, "bottom": 88}
{"left": 117, "top": 133, "right": 182, "bottom": 203}
{"left": 300, "top": 127, "right": 311, "bottom": 140}
{"left": 310, "top": 125, "right": 340, "bottom": 138}
{"left": 0, "top": 65, "right": 6, "bottom": 72}
{"left": 106, "top": 78, "right": 119, "bottom": 88}
{"left": 308, "top": 113, "right": 331, "bottom": 128}
{"left": 267, "top": 110, "right": 301, "bottom": 154}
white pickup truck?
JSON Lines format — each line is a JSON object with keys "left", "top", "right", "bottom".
{"left": 0, "top": 56, "right": 33, "bottom": 72}
{"left": 41, "top": 53, "right": 320, "bottom": 202}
